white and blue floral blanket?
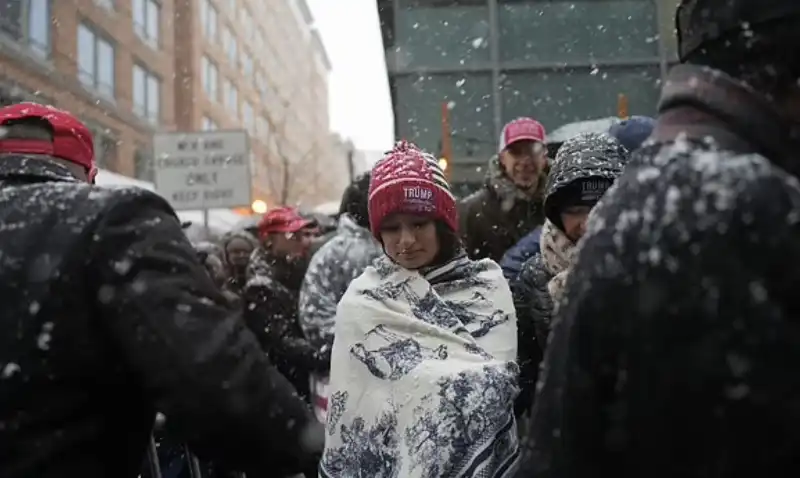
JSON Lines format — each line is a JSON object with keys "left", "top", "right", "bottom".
{"left": 320, "top": 255, "right": 520, "bottom": 478}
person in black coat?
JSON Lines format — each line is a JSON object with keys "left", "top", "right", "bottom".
{"left": 525, "top": 2, "right": 800, "bottom": 477}
{"left": 243, "top": 207, "right": 330, "bottom": 402}
{"left": 0, "top": 103, "right": 322, "bottom": 478}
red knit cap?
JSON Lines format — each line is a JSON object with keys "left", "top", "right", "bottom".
{"left": 368, "top": 140, "right": 457, "bottom": 239}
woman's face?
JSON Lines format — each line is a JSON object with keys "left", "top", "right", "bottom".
{"left": 225, "top": 237, "right": 254, "bottom": 270}
{"left": 560, "top": 205, "right": 592, "bottom": 242}
{"left": 379, "top": 214, "right": 440, "bottom": 270}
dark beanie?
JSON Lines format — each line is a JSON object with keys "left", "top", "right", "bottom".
{"left": 608, "top": 116, "right": 655, "bottom": 152}
{"left": 339, "top": 171, "right": 371, "bottom": 229}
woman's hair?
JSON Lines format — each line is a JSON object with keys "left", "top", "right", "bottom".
{"left": 429, "top": 220, "right": 463, "bottom": 268}
{"left": 339, "top": 171, "right": 371, "bottom": 229}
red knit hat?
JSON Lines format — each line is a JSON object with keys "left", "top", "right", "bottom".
{"left": 0, "top": 103, "right": 96, "bottom": 181}
{"left": 368, "top": 140, "right": 457, "bottom": 239}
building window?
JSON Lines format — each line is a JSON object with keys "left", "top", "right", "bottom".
{"left": 133, "top": 63, "right": 160, "bottom": 124}
{"left": 255, "top": 72, "right": 268, "bottom": 102}
{"left": 202, "top": 116, "right": 218, "bottom": 131}
{"left": 134, "top": 145, "right": 154, "bottom": 181}
{"left": 501, "top": 66, "right": 661, "bottom": 130}
{"left": 242, "top": 51, "right": 253, "bottom": 75}
{"left": 77, "top": 23, "right": 115, "bottom": 100}
{"left": 223, "top": 79, "right": 238, "bottom": 117}
{"left": 200, "top": 0, "right": 217, "bottom": 41}
{"left": 201, "top": 55, "right": 218, "bottom": 101}
{"left": 395, "top": 0, "right": 490, "bottom": 69}
{"left": 243, "top": 101, "right": 253, "bottom": 133}
{"left": 223, "top": 27, "right": 237, "bottom": 65}
{"left": 498, "top": 0, "right": 659, "bottom": 63}
{"left": 85, "top": 121, "right": 118, "bottom": 168}
{"left": 0, "top": 0, "right": 51, "bottom": 58}
{"left": 257, "top": 115, "right": 269, "bottom": 137}
{"left": 133, "top": 0, "right": 159, "bottom": 47}
{"left": 394, "top": 73, "right": 495, "bottom": 160}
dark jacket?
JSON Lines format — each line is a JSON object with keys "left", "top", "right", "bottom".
{"left": 243, "top": 248, "right": 330, "bottom": 399}
{"left": 499, "top": 227, "right": 542, "bottom": 283}
{"left": 0, "top": 156, "right": 319, "bottom": 478}
{"left": 512, "top": 132, "right": 627, "bottom": 417}
{"left": 459, "top": 156, "right": 546, "bottom": 262}
{"left": 526, "top": 64, "right": 800, "bottom": 477}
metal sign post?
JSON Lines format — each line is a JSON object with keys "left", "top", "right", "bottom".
{"left": 153, "top": 131, "right": 252, "bottom": 227}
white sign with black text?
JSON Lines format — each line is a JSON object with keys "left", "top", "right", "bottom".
{"left": 153, "top": 130, "right": 251, "bottom": 211}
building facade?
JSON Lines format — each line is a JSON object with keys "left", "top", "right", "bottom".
{"left": 0, "top": 0, "right": 340, "bottom": 209}
{"left": 377, "top": 0, "right": 681, "bottom": 188}
{"left": 0, "top": 0, "right": 176, "bottom": 177}
{"left": 172, "top": 0, "right": 336, "bottom": 206}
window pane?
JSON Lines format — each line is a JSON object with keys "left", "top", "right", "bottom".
{"left": 498, "top": 0, "right": 659, "bottom": 63}
{"left": 394, "top": 73, "right": 494, "bottom": 160}
{"left": 28, "top": 0, "right": 50, "bottom": 57}
{"left": 133, "top": 64, "right": 145, "bottom": 114}
{"left": 0, "top": 0, "right": 23, "bottom": 40}
{"left": 97, "top": 38, "right": 115, "bottom": 97}
{"left": 147, "top": 0, "right": 159, "bottom": 44}
{"left": 133, "top": 0, "right": 145, "bottom": 29}
{"left": 394, "top": 1, "right": 490, "bottom": 69}
{"left": 501, "top": 66, "right": 661, "bottom": 130}
{"left": 146, "top": 74, "right": 159, "bottom": 123}
{"left": 77, "top": 25, "right": 96, "bottom": 86}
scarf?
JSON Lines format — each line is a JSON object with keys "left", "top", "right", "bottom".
{"left": 540, "top": 220, "right": 578, "bottom": 301}
{"left": 320, "top": 255, "right": 520, "bottom": 478}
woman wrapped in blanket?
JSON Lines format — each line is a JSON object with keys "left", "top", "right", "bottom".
{"left": 320, "top": 141, "right": 521, "bottom": 478}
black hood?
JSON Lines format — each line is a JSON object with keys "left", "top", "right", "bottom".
{"left": 338, "top": 171, "right": 371, "bottom": 229}
{"left": 543, "top": 132, "right": 628, "bottom": 225}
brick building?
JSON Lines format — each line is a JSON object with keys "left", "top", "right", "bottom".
{"left": 0, "top": 0, "right": 343, "bottom": 208}
{"left": 173, "top": 0, "right": 336, "bottom": 206}
{"left": 0, "top": 0, "right": 175, "bottom": 178}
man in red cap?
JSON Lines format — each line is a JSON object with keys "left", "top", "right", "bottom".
{"left": 243, "top": 208, "right": 328, "bottom": 388}
{"left": 459, "top": 117, "right": 548, "bottom": 262}
{"left": 0, "top": 103, "right": 323, "bottom": 478}
{"left": 242, "top": 206, "right": 328, "bottom": 477}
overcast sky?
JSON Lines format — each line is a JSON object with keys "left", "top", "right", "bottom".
{"left": 307, "top": 0, "right": 395, "bottom": 152}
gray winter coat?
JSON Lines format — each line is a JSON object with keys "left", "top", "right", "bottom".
{"left": 511, "top": 132, "right": 627, "bottom": 415}
{"left": 299, "top": 214, "right": 382, "bottom": 353}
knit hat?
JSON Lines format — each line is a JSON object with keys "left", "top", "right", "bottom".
{"left": 0, "top": 102, "right": 96, "bottom": 181}
{"left": 368, "top": 141, "right": 457, "bottom": 239}
{"left": 608, "top": 116, "right": 655, "bottom": 152}
{"left": 498, "top": 117, "right": 546, "bottom": 152}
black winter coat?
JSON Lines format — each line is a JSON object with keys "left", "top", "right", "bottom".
{"left": 0, "top": 156, "right": 318, "bottom": 478}
{"left": 243, "top": 248, "right": 330, "bottom": 400}
{"left": 526, "top": 65, "right": 800, "bottom": 477}
{"left": 513, "top": 133, "right": 626, "bottom": 415}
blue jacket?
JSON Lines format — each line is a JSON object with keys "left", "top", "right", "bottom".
{"left": 500, "top": 226, "right": 542, "bottom": 282}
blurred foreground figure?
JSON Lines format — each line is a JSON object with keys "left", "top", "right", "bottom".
{"left": 0, "top": 103, "right": 322, "bottom": 478}
{"left": 526, "top": 1, "right": 800, "bottom": 477}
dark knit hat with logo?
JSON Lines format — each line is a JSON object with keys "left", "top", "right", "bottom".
{"left": 368, "top": 140, "right": 457, "bottom": 239}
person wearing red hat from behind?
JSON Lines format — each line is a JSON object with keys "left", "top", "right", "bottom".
{"left": 320, "top": 141, "right": 521, "bottom": 477}
{"left": 459, "top": 117, "right": 548, "bottom": 262}
{"left": 242, "top": 207, "right": 330, "bottom": 401}
{"left": 0, "top": 103, "right": 323, "bottom": 478}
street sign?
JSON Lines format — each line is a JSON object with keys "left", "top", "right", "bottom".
{"left": 153, "top": 130, "right": 251, "bottom": 211}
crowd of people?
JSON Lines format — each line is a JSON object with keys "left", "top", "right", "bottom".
{"left": 2, "top": 1, "right": 800, "bottom": 477}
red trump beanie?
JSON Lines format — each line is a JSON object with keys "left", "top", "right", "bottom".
{"left": 368, "top": 140, "right": 457, "bottom": 239}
